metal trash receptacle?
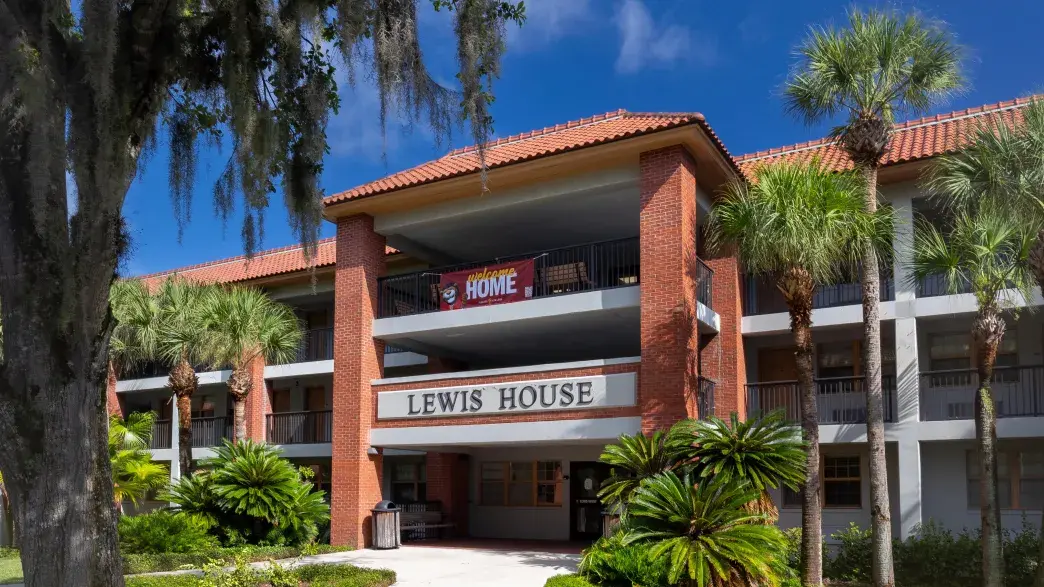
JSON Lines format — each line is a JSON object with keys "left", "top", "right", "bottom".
{"left": 371, "top": 500, "right": 400, "bottom": 549}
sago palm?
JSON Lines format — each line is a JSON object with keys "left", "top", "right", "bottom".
{"left": 598, "top": 429, "right": 688, "bottom": 510}
{"left": 109, "top": 412, "right": 169, "bottom": 512}
{"left": 674, "top": 411, "right": 805, "bottom": 522}
{"left": 623, "top": 472, "right": 787, "bottom": 587}
{"left": 707, "top": 158, "right": 892, "bottom": 587}
{"left": 909, "top": 210, "right": 1036, "bottom": 587}
{"left": 785, "top": 12, "right": 963, "bottom": 586}
{"left": 205, "top": 287, "right": 302, "bottom": 441}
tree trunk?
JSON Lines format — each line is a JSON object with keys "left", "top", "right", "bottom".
{"left": 973, "top": 309, "right": 1006, "bottom": 587}
{"left": 227, "top": 367, "right": 251, "bottom": 442}
{"left": 858, "top": 165, "right": 895, "bottom": 587}
{"left": 169, "top": 358, "right": 199, "bottom": 476}
{"left": 779, "top": 268, "right": 822, "bottom": 587}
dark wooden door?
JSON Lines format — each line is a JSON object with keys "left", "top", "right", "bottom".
{"left": 570, "top": 462, "right": 609, "bottom": 541}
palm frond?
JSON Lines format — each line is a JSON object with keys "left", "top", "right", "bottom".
{"left": 598, "top": 430, "right": 688, "bottom": 507}
{"left": 204, "top": 286, "right": 303, "bottom": 370}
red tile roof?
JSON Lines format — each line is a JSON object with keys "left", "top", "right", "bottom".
{"left": 136, "top": 238, "right": 398, "bottom": 287}
{"left": 323, "top": 110, "right": 738, "bottom": 205}
{"left": 736, "top": 96, "right": 1039, "bottom": 173}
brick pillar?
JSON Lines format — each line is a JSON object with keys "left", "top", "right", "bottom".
{"left": 107, "top": 362, "right": 123, "bottom": 417}
{"left": 639, "top": 145, "right": 700, "bottom": 432}
{"left": 330, "top": 214, "right": 386, "bottom": 548}
{"left": 426, "top": 452, "right": 469, "bottom": 537}
{"left": 699, "top": 255, "right": 747, "bottom": 419}
{"left": 244, "top": 356, "right": 269, "bottom": 442}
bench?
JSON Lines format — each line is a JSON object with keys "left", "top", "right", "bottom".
{"left": 537, "top": 261, "right": 591, "bottom": 294}
{"left": 400, "top": 510, "right": 454, "bottom": 541}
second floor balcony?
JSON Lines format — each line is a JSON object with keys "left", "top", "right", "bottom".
{"left": 266, "top": 410, "right": 333, "bottom": 444}
{"left": 746, "top": 375, "right": 898, "bottom": 425}
{"left": 743, "top": 273, "right": 894, "bottom": 316}
{"left": 377, "top": 238, "right": 641, "bottom": 318}
{"left": 920, "top": 365, "right": 1044, "bottom": 421}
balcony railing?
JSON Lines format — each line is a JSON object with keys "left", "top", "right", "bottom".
{"left": 377, "top": 238, "right": 640, "bottom": 318}
{"left": 742, "top": 272, "right": 895, "bottom": 316}
{"left": 696, "top": 259, "right": 713, "bottom": 308}
{"left": 919, "top": 365, "right": 1044, "bottom": 421}
{"left": 696, "top": 376, "right": 716, "bottom": 419}
{"left": 266, "top": 410, "right": 333, "bottom": 444}
{"left": 150, "top": 420, "right": 172, "bottom": 449}
{"left": 191, "top": 416, "right": 230, "bottom": 447}
{"left": 284, "top": 327, "right": 334, "bottom": 363}
{"left": 746, "top": 375, "right": 897, "bottom": 424}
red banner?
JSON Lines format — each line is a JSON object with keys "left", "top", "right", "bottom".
{"left": 439, "top": 259, "right": 535, "bottom": 310}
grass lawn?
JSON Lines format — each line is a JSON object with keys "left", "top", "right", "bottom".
{"left": 0, "top": 555, "right": 21, "bottom": 585}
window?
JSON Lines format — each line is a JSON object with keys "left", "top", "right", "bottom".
{"left": 968, "top": 450, "right": 1043, "bottom": 510}
{"left": 929, "top": 333, "right": 972, "bottom": 386}
{"left": 993, "top": 334, "right": 1019, "bottom": 382}
{"left": 779, "top": 455, "right": 861, "bottom": 509}
{"left": 390, "top": 461, "right": 426, "bottom": 503}
{"left": 824, "top": 456, "right": 862, "bottom": 508}
{"left": 480, "top": 461, "right": 563, "bottom": 507}
{"left": 817, "top": 344, "right": 855, "bottom": 380}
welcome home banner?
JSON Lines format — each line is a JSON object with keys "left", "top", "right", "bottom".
{"left": 438, "top": 259, "right": 535, "bottom": 310}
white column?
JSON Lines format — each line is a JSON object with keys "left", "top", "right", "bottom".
{"left": 169, "top": 398, "right": 181, "bottom": 483}
{"left": 891, "top": 187, "right": 923, "bottom": 537}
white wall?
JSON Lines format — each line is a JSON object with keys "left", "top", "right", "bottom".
{"left": 921, "top": 441, "right": 1042, "bottom": 534}
{"left": 467, "top": 444, "right": 604, "bottom": 541}
{"left": 769, "top": 443, "right": 901, "bottom": 540}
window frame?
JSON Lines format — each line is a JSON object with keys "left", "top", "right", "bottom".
{"left": 479, "top": 461, "right": 563, "bottom": 507}
{"left": 967, "top": 449, "right": 1043, "bottom": 511}
{"left": 389, "top": 460, "right": 427, "bottom": 504}
{"left": 781, "top": 455, "right": 862, "bottom": 510}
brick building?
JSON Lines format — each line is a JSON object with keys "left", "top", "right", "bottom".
{"left": 112, "top": 97, "right": 1043, "bottom": 547}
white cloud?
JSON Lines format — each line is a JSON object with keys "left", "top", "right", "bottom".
{"left": 506, "top": 0, "right": 593, "bottom": 48}
{"left": 614, "top": 0, "right": 715, "bottom": 74}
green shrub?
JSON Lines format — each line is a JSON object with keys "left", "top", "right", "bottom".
{"left": 123, "top": 562, "right": 394, "bottom": 587}
{"left": 295, "top": 564, "right": 397, "bottom": 587}
{"left": 824, "top": 523, "right": 873, "bottom": 584}
{"left": 543, "top": 575, "right": 598, "bottom": 587}
{"left": 578, "top": 533, "right": 669, "bottom": 587}
{"left": 119, "top": 511, "right": 219, "bottom": 554}
{"left": 125, "top": 576, "right": 203, "bottom": 587}
{"left": 121, "top": 544, "right": 352, "bottom": 574}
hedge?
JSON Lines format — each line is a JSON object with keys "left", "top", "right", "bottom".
{"left": 543, "top": 574, "right": 599, "bottom": 587}
{"left": 122, "top": 544, "right": 352, "bottom": 574}
{"left": 124, "top": 564, "right": 395, "bottom": 587}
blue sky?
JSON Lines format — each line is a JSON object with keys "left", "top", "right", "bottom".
{"left": 122, "top": 0, "right": 1044, "bottom": 276}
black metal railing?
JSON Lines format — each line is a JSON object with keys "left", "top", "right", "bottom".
{"left": 284, "top": 327, "right": 333, "bottom": 363}
{"left": 746, "top": 375, "right": 897, "bottom": 424}
{"left": 385, "top": 344, "right": 408, "bottom": 354}
{"left": 919, "top": 365, "right": 1044, "bottom": 421}
{"left": 377, "top": 238, "right": 640, "bottom": 318}
{"left": 266, "top": 410, "right": 333, "bottom": 444}
{"left": 696, "top": 376, "right": 716, "bottom": 419}
{"left": 191, "top": 416, "right": 230, "bottom": 447}
{"left": 742, "top": 272, "right": 895, "bottom": 316}
{"left": 916, "top": 273, "right": 974, "bottom": 298}
{"left": 696, "top": 259, "right": 713, "bottom": 308}
{"left": 150, "top": 420, "right": 172, "bottom": 450}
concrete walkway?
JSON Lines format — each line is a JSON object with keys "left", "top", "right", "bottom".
{"left": 289, "top": 545, "right": 581, "bottom": 586}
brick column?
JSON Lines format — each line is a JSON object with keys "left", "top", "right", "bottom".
{"left": 639, "top": 145, "right": 700, "bottom": 432}
{"left": 106, "top": 362, "right": 123, "bottom": 417}
{"left": 244, "top": 356, "right": 270, "bottom": 442}
{"left": 330, "top": 214, "right": 386, "bottom": 548}
{"left": 699, "top": 255, "right": 747, "bottom": 419}
{"left": 426, "top": 452, "right": 469, "bottom": 537}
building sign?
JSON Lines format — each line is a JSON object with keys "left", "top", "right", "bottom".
{"left": 376, "top": 373, "right": 636, "bottom": 420}
{"left": 439, "top": 259, "right": 534, "bottom": 310}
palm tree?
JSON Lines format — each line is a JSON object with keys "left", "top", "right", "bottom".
{"left": 673, "top": 411, "right": 805, "bottom": 522}
{"left": 785, "top": 11, "right": 963, "bottom": 586}
{"left": 111, "top": 277, "right": 215, "bottom": 476}
{"left": 622, "top": 472, "right": 788, "bottom": 587}
{"left": 909, "top": 210, "right": 1036, "bottom": 587}
{"left": 598, "top": 429, "right": 688, "bottom": 510}
{"left": 707, "top": 159, "right": 892, "bottom": 587}
{"left": 205, "top": 287, "right": 302, "bottom": 441}
{"left": 109, "top": 412, "right": 170, "bottom": 514}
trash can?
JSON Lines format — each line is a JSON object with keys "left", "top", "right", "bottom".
{"left": 602, "top": 503, "right": 623, "bottom": 538}
{"left": 371, "top": 500, "right": 400, "bottom": 549}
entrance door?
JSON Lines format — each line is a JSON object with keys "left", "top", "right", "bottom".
{"left": 570, "top": 462, "right": 610, "bottom": 541}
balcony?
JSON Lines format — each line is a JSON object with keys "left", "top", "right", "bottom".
{"left": 266, "top": 410, "right": 333, "bottom": 444}
{"left": 746, "top": 375, "right": 897, "bottom": 424}
{"left": 696, "top": 376, "right": 715, "bottom": 419}
{"left": 377, "top": 238, "right": 640, "bottom": 318}
{"left": 191, "top": 416, "right": 231, "bottom": 447}
{"left": 150, "top": 420, "right": 172, "bottom": 450}
{"left": 287, "top": 327, "right": 333, "bottom": 363}
{"left": 742, "top": 273, "right": 894, "bottom": 316}
{"left": 919, "top": 365, "right": 1044, "bottom": 421}
{"left": 696, "top": 259, "right": 713, "bottom": 308}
